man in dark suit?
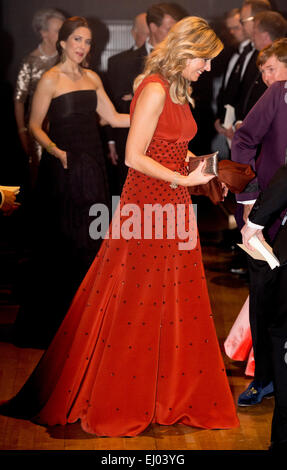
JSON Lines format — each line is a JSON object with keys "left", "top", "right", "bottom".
{"left": 106, "top": 12, "right": 149, "bottom": 115}
{"left": 214, "top": 8, "right": 250, "bottom": 156}
{"left": 252, "top": 11, "right": 287, "bottom": 53}
{"left": 233, "top": 0, "right": 272, "bottom": 127}
{"left": 105, "top": 3, "right": 188, "bottom": 194}
{"left": 235, "top": 8, "right": 287, "bottom": 126}
{"left": 231, "top": 78, "right": 287, "bottom": 406}
{"left": 241, "top": 165, "right": 287, "bottom": 450}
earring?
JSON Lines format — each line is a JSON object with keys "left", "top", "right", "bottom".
{"left": 61, "top": 50, "right": 66, "bottom": 63}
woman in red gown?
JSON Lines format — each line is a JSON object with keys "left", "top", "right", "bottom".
{"left": 0, "top": 16, "right": 239, "bottom": 436}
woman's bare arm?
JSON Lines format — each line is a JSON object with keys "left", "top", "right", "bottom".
{"left": 29, "top": 70, "right": 67, "bottom": 167}
{"left": 88, "top": 70, "right": 130, "bottom": 128}
{"left": 125, "top": 82, "right": 214, "bottom": 187}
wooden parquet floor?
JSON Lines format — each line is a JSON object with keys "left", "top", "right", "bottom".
{"left": 0, "top": 199, "right": 274, "bottom": 453}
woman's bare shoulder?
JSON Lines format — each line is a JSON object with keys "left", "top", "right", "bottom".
{"left": 38, "top": 66, "right": 61, "bottom": 91}
{"left": 137, "top": 81, "right": 166, "bottom": 105}
{"left": 84, "top": 68, "right": 102, "bottom": 87}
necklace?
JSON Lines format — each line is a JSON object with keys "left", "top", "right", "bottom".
{"left": 38, "top": 43, "right": 58, "bottom": 59}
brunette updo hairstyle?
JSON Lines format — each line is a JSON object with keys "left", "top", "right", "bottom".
{"left": 56, "top": 16, "right": 92, "bottom": 65}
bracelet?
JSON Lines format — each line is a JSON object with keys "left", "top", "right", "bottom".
{"left": 46, "top": 141, "right": 57, "bottom": 154}
{"left": 170, "top": 171, "right": 181, "bottom": 189}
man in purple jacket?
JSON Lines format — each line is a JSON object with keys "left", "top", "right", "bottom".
{"left": 231, "top": 78, "right": 287, "bottom": 406}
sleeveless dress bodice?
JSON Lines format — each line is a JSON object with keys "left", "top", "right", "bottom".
{"left": 48, "top": 90, "right": 102, "bottom": 156}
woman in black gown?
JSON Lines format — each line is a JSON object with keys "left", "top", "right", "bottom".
{"left": 13, "top": 17, "right": 129, "bottom": 348}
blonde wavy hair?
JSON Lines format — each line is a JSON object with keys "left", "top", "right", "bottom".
{"left": 134, "top": 16, "right": 223, "bottom": 105}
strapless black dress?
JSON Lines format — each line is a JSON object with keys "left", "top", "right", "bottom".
{"left": 39, "top": 90, "right": 110, "bottom": 265}
{"left": 14, "top": 90, "right": 110, "bottom": 347}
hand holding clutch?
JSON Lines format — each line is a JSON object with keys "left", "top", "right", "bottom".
{"left": 188, "top": 151, "right": 219, "bottom": 176}
{"left": 188, "top": 152, "right": 256, "bottom": 205}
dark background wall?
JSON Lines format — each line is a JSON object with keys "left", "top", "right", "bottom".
{"left": 2, "top": 0, "right": 286, "bottom": 86}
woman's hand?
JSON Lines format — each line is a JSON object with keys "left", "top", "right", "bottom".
{"left": 182, "top": 160, "right": 215, "bottom": 187}
{"left": 53, "top": 148, "right": 67, "bottom": 169}
{"left": 57, "top": 150, "right": 68, "bottom": 169}
{"left": 47, "top": 143, "right": 68, "bottom": 169}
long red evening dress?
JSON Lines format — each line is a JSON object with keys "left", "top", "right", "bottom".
{"left": 0, "top": 74, "right": 239, "bottom": 436}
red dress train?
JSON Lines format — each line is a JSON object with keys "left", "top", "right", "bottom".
{"left": 0, "top": 74, "right": 239, "bottom": 436}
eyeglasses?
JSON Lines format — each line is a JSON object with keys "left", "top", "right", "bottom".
{"left": 240, "top": 16, "right": 254, "bottom": 25}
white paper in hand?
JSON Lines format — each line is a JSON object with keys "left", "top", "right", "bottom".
{"left": 238, "top": 235, "right": 280, "bottom": 270}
